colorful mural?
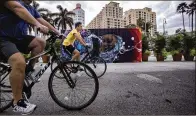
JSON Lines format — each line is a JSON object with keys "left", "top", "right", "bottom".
{"left": 60, "top": 28, "right": 142, "bottom": 63}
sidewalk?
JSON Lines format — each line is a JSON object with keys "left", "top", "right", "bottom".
{"left": 148, "top": 54, "right": 196, "bottom": 62}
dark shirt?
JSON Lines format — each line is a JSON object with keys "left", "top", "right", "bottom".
{"left": 0, "top": 0, "right": 41, "bottom": 40}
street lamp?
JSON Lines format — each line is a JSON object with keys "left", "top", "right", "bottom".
{"left": 163, "top": 18, "right": 167, "bottom": 35}
{"left": 145, "top": 18, "right": 146, "bottom": 36}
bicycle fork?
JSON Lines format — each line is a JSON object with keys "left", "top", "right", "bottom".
{"left": 56, "top": 60, "right": 76, "bottom": 88}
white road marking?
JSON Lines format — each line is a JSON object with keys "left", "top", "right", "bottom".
{"left": 137, "top": 74, "right": 163, "bottom": 83}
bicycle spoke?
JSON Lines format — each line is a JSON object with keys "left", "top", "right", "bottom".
{"left": 49, "top": 61, "right": 99, "bottom": 110}
{"left": 0, "top": 63, "right": 12, "bottom": 111}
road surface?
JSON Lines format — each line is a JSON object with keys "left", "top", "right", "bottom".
{"left": 0, "top": 62, "right": 195, "bottom": 115}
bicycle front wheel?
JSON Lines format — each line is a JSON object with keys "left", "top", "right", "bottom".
{"left": 48, "top": 61, "right": 99, "bottom": 110}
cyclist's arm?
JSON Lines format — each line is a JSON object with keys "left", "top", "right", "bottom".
{"left": 74, "top": 33, "right": 86, "bottom": 46}
{"left": 4, "top": 1, "right": 40, "bottom": 27}
{"left": 36, "top": 18, "right": 59, "bottom": 35}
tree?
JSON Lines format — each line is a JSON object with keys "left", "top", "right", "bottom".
{"left": 125, "top": 24, "right": 137, "bottom": 28}
{"left": 29, "top": 1, "right": 53, "bottom": 35}
{"left": 137, "top": 18, "right": 153, "bottom": 36}
{"left": 32, "top": 1, "right": 54, "bottom": 24}
{"left": 177, "top": 2, "right": 189, "bottom": 31}
{"left": 51, "top": 5, "right": 75, "bottom": 33}
{"left": 145, "top": 22, "right": 153, "bottom": 33}
{"left": 187, "top": 3, "right": 193, "bottom": 34}
{"left": 187, "top": 1, "right": 196, "bottom": 34}
{"left": 137, "top": 18, "right": 145, "bottom": 30}
{"left": 175, "top": 28, "right": 182, "bottom": 34}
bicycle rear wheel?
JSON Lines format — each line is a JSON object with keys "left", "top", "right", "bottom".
{"left": 0, "top": 63, "right": 13, "bottom": 113}
{"left": 84, "top": 57, "right": 107, "bottom": 78}
{"left": 48, "top": 61, "right": 99, "bottom": 110}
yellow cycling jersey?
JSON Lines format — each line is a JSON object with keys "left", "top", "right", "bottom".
{"left": 63, "top": 29, "right": 81, "bottom": 46}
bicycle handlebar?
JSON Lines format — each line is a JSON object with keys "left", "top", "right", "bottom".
{"left": 37, "top": 28, "right": 63, "bottom": 38}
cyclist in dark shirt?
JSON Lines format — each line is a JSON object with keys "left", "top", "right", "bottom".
{"left": 0, "top": 0, "right": 59, "bottom": 114}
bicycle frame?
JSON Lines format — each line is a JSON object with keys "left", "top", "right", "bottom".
{"left": 62, "top": 46, "right": 95, "bottom": 63}
{"left": 0, "top": 32, "right": 76, "bottom": 94}
{"left": 25, "top": 36, "right": 76, "bottom": 90}
{"left": 80, "top": 50, "right": 94, "bottom": 62}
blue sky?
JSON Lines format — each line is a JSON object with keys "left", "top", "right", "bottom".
{"left": 37, "top": 1, "right": 194, "bottom": 35}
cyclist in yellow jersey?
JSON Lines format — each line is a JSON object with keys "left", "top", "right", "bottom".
{"left": 63, "top": 22, "right": 87, "bottom": 61}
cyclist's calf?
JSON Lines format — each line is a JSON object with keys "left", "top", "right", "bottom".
{"left": 8, "top": 52, "right": 26, "bottom": 104}
{"left": 72, "top": 49, "right": 80, "bottom": 61}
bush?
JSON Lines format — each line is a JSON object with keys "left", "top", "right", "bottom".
{"left": 182, "top": 33, "right": 196, "bottom": 56}
{"left": 142, "top": 34, "right": 149, "bottom": 54}
{"left": 144, "top": 50, "right": 151, "bottom": 56}
{"left": 168, "top": 33, "right": 183, "bottom": 55}
{"left": 170, "top": 50, "right": 180, "bottom": 55}
{"left": 190, "top": 48, "right": 196, "bottom": 56}
{"left": 55, "top": 39, "right": 62, "bottom": 54}
{"left": 162, "top": 48, "right": 169, "bottom": 59}
{"left": 152, "top": 34, "right": 166, "bottom": 55}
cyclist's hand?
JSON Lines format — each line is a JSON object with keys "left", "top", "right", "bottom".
{"left": 54, "top": 29, "right": 60, "bottom": 35}
{"left": 59, "top": 34, "right": 65, "bottom": 39}
{"left": 36, "top": 24, "right": 49, "bottom": 34}
{"left": 84, "top": 45, "right": 88, "bottom": 50}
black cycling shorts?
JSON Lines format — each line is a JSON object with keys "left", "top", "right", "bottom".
{"left": 63, "top": 45, "right": 76, "bottom": 56}
{"left": 0, "top": 35, "right": 35, "bottom": 62}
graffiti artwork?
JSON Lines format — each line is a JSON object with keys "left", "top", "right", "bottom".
{"left": 61, "top": 28, "right": 142, "bottom": 63}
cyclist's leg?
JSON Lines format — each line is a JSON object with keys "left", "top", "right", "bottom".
{"left": 0, "top": 39, "right": 25, "bottom": 103}
{"left": 72, "top": 49, "right": 84, "bottom": 70}
{"left": 28, "top": 36, "right": 46, "bottom": 68}
{"left": 0, "top": 38, "right": 36, "bottom": 114}
{"left": 72, "top": 49, "right": 80, "bottom": 61}
{"left": 63, "top": 45, "right": 80, "bottom": 61}
{"left": 63, "top": 45, "right": 83, "bottom": 70}
{"left": 16, "top": 35, "right": 46, "bottom": 71}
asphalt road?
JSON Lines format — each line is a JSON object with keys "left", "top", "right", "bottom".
{"left": 0, "top": 62, "right": 195, "bottom": 115}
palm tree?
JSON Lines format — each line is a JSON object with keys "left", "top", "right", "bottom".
{"left": 177, "top": 2, "right": 189, "bottom": 32}
{"left": 32, "top": 1, "right": 53, "bottom": 23}
{"left": 187, "top": 1, "right": 196, "bottom": 33}
{"left": 145, "top": 22, "right": 153, "bottom": 33}
{"left": 29, "top": 1, "right": 53, "bottom": 35}
{"left": 187, "top": 3, "right": 194, "bottom": 34}
{"left": 32, "top": 1, "right": 49, "bottom": 14}
{"left": 137, "top": 18, "right": 153, "bottom": 36}
{"left": 137, "top": 18, "right": 145, "bottom": 30}
{"left": 125, "top": 24, "right": 136, "bottom": 28}
{"left": 51, "top": 5, "right": 75, "bottom": 33}
{"left": 145, "top": 22, "right": 153, "bottom": 37}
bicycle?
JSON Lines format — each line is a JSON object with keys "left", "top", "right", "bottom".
{"left": 50, "top": 34, "right": 107, "bottom": 78}
{"left": 0, "top": 30, "right": 99, "bottom": 113}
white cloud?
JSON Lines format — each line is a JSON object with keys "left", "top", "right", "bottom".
{"left": 36, "top": 1, "right": 193, "bottom": 35}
